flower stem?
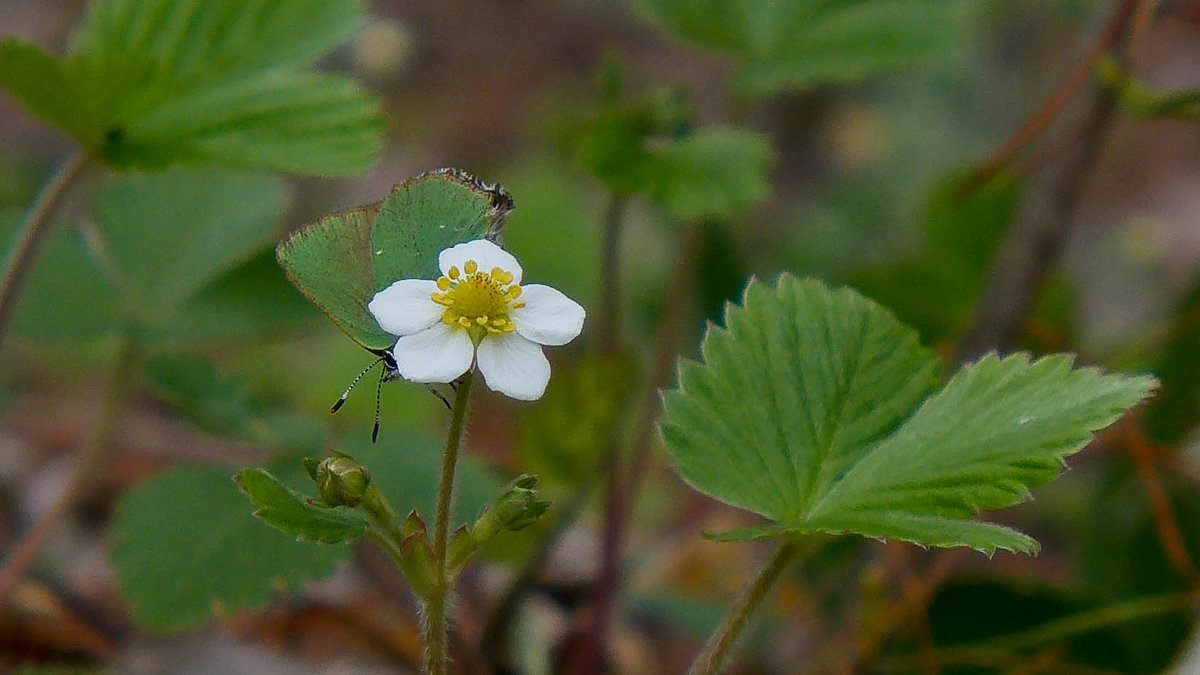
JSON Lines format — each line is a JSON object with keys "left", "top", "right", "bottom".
{"left": 689, "top": 540, "right": 802, "bottom": 675}
{"left": 0, "top": 152, "right": 90, "bottom": 349}
{"left": 0, "top": 326, "right": 136, "bottom": 599}
{"left": 425, "top": 370, "right": 475, "bottom": 674}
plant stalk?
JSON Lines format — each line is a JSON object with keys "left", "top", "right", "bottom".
{"left": 0, "top": 152, "right": 90, "bottom": 349}
{"left": 0, "top": 327, "right": 136, "bottom": 599}
{"left": 596, "top": 195, "right": 626, "bottom": 356}
{"left": 689, "top": 540, "right": 801, "bottom": 675}
{"left": 424, "top": 370, "right": 475, "bottom": 674}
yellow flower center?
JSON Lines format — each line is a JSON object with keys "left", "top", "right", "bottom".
{"left": 430, "top": 258, "right": 525, "bottom": 344}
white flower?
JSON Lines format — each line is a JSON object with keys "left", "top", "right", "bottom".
{"left": 367, "top": 239, "right": 585, "bottom": 400}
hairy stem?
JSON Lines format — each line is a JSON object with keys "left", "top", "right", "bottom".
{"left": 0, "top": 152, "right": 90, "bottom": 349}
{"left": 689, "top": 540, "right": 801, "bottom": 675}
{"left": 424, "top": 370, "right": 474, "bottom": 675}
{"left": 0, "top": 327, "right": 136, "bottom": 598}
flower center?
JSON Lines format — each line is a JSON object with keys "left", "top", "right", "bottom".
{"left": 431, "top": 258, "right": 524, "bottom": 343}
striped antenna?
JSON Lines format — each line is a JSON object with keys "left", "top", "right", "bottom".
{"left": 372, "top": 364, "right": 386, "bottom": 443}
{"left": 331, "top": 357, "right": 385, "bottom": 413}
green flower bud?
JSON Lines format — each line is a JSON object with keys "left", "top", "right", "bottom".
{"left": 471, "top": 474, "right": 549, "bottom": 544}
{"left": 315, "top": 456, "right": 371, "bottom": 507}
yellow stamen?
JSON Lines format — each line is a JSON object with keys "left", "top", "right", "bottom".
{"left": 427, "top": 254, "right": 525, "bottom": 344}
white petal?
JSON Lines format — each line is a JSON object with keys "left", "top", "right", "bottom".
{"left": 439, "top": 239, "right": 523, "bottom": 284}
{"left": 390, "top": 323, "right": 475, "bottom": 383}
{"left": 476, "top": 332, "right": 550, "bottom": 401}
{"left": 368, "top": 279, "right": 443, "bottom": 336}
{"left": 511, "top": 284, "right": 585, "bottom": 346}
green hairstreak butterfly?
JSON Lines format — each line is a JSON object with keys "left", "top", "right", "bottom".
{"left": 276, "top": 168, "right": 514, "bottom": 440}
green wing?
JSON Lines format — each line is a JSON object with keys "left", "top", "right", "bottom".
{"left": 276, "top": 201, "right": 394, "bottom": 351}
{"left": 371, "top": 168, "right": 514, "bottom": 286}
{"left": 276, "top": 168, "right": 514, "bottom": 352}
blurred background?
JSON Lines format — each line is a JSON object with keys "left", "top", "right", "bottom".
{"left": 3, "top": 0, "right": 1200, "bottom": 673}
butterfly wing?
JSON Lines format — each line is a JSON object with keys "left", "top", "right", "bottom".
{"left": 370, "top": 168, "right": 514, "bottom": 287}
{"left": 276, "top": 201, "right": 396, "bottom": 352}
{"left": 277, "top": 168, "right": 514, "bottom": 352}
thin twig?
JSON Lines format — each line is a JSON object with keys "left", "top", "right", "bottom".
{"left": 0, "top": 152, "right": 90, "bottom": 349}
{"left": 963, "top": 0, "right": 1143, "bottom": 193}
{"left": 1122, "top": 416, "right": 1200, "bottom": 585}
{"left": 955, "top": 0, "right": 1144, "bottom": 361}
{"left": 0, "top": 327, "right": 136, "bottom": 599}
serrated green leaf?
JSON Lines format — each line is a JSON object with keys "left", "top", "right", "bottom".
{"left": 634, "top": 0, "right": 961, "bottom": 96}
{"left": 665, "top": 276, "right": 940, "bottom": 524}
{"left": 661, "top": 276, "right": 1157, "bottom": 554}
{"left": 71, "top": 0, "right": 360, "bottom": 84}
{"left": 111, "top": 465, "right": 347, "bottom": 632}
{"left": 235, "top": 468, "right": 368, "bottom": 543}
{"left": 94, "top": 166, "right": 283, "bottom": 319}
{"left": 0, "top": 0, "right": 381, "bottom": 175}
{"left": 649, "top": 127, "right": 773, "bottom": 220}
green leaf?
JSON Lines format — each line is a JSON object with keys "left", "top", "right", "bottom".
{"left": 94, "top": 166, "right": 283, "bottom": 319}
{"left": 235, "top": 468, "right": 368, "bottom": 543}
{"left": 736, "top": 1, "right": 960, "bottom": 96}
{"left": 145, "top": 354, "right": 255, "bottom": 436}
{"left": 5, "top": 212, "right": 121, "bottom": 341}
{"left": 111, "top": 465, "right": 347, "bottom": 632}
{"left": 634, "top": 0, "right": 961, "bottom": 96}
{"left": 661, "top": 276, "right": 1156, "bottom": 554}
{"left": 0, "top": 0, "right": 382, "bottom": 175}
{"left": 142, "top": 247, "right": 322, "bottom": 345}
{"left": 71, "top": 0, "right": 361, "bottom": 83}
{"left": 277, "top": 169, "right": 513, "bottom": 352}
{"left": 648, "top": 127, "right": 774, "bottom": 220}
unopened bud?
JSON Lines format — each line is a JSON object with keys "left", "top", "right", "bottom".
{"left": 316, "top": 456, "right": 371, "bottom": 507}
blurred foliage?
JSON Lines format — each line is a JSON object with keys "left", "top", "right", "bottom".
{"left": 2, "top": 0, "right": 1200, "bottom": 671}
{"left": 111, "top": 463, "right": 347, "bottom": 632}
{"left": 632, "top": 0, "right": 964, "bottom": 97}
{"left": 0, "top": 0, "right": 383, "bottom": 174}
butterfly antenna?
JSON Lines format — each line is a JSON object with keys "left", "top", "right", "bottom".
{"left": 372, "top": 364, "right": 386, "bottom": 443}
{"left": 331, "top": 357, "right": 384, "bottom": 413}
{"left": 425, "top": 384, "right": 452, "bottom": 410}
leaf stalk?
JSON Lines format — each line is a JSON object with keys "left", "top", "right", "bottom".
{"left": 0, "top": 152, "right": 91, "bottom": 349}
{"left": 689, "top": 540, "right": 801, "bottom": 675}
